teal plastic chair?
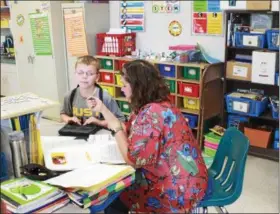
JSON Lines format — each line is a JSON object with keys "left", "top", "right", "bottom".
{"left": 197, "top": 127, "right": 250, "bottom": 213}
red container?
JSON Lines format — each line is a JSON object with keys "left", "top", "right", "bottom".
{"left": 168, "top": 95, "right": 176, "bottom": 105}
{"left": 178, "top": 82, "right": 199, "bottom": 97}
{"left": 100, "top": 72, "right": 114, "bottom": 84}
{"left": 118, "top": 60, "right": 128, "bottom": 71}
{"left": 96, "top": 33, "right": 136, "bottom": 57}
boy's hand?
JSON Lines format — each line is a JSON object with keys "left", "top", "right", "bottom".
{"left": 83, "top": 117, "right": 99, "bottom": 126}
{"left": 67, "top": 116, "right": 81, "bottom": 125}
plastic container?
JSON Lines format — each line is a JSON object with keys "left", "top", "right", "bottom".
{"left": 101, "top": 59, "right": 114, "bottom": 70}
{"left": 266, "top": 29, "right": 279, "bottom": 51}
{"left": 100, "top": 85, "right": 115, "bottom": 97}
{"left": 183, "top": 97, "right": 199, "bottom": 110}
{"left": 168, "top": 95, "right": 176, "bottom": 105}
{"left": 275, "top": 72, "right": 279, "bottom": 86}
{"left": 225, "top": 94, "right": 268, "bottom": 117}
{"left": 118, "top": 60, "right": 128, "bottom": 71}
{"left": 115, "top": 73, "right": 123, "bottom": 87}
{"left": 273, "top": 141, "right": 279, "bottom": 149}
{"left": 100, "top": 72, "right": 114, "bottom": 84}
{"left": 227, "top": 114, "right": 249, "bottom": 129}
{"left": 244, "top": 127, "right": 272, "bottom": 148}
{"left": 118, "top": 101, "right": 131, "bottom": 113}
{"left": 0, "top": 152, "right": 8, "bottom": 181}
{"left": 275, "top": 128, "right": 279, "bottom": 141}
{"left": 158, "top": 64, "right": 176, "bottom": 78}
{"left": 96, "top": 33, "right": 136, "bottom": 57}
{"left": 204, "top": 147, "right": 216, "bottom": 157}
{"left": 235, "top": 32, "right": 266, "bottom": 48}
{"left": 165, "top": 79, "right": 176, "bottom": 93}
{"left": 204, "top": 141, "right": 219, "bottom": 150}
{"left": 183, "top": 113, "right": 198, "bottom": 129}
{"left": 204, "top": 132, "right": 222, "bottom": 144}
{"left": 178, "top": 82, "right": 200, "bottom": 97}
{"left": 183, "top": 67, "right": 200, "bottom": 81}
{"left": 169, "top": 45, "right": 196, "bottom": 51}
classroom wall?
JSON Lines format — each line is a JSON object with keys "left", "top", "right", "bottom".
{"left": 109, "top": 1, "right": 226, "bottom": 61}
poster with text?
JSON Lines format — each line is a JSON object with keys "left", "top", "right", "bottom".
{"left": 192, "top": 0, "right": 223, "bottom": 36}
{"left": 120, "top": 1, "right": 145, "bottom": 32}
{"left": 152, "top": 1, "right": 180, "bottom": 13}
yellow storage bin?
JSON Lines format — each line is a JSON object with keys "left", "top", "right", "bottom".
{"left": 100, "top": 85, "right": 115, "bottom": 97}
{"left": 183, "top": 97, "right": 199, "bottom": 110}
{"left": 1, "top": 18, "right": 9, "bottom": 28}
{"left": 115, "top": 73, "right": 123, "bottom": 87}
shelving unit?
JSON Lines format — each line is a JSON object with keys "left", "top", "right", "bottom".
{"left": 223, "top": 10, "right": 279, "bottom": 161}
{"left": 95, "top": 55, "right": 224, "bottom": 148}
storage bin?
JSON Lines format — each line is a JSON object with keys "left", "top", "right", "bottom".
{"left": 168, "top": 95, "right": 176, "bottom": 105}
{"left": 244, "top": 126, "right": 272, "bottom": 148}
{"left": 0, "top": 152, "right": 8, "bottom": 181}
{"left": 183, "top": 113, "right": 198, "bottom": 129}
{"left": 118, "top": 101, "right": 131, "bottom": 113}
{"left": 178, "top": 82, "right": 200, "bottom": 97}
{"left": 115, "top": 73, "right": 123, "bottom": 87}
{"left": 165, "top": 79, "right": 176, "bottom": 93}
{"left": 100, "top": 72, "right": 114, "bottom": 84}
{"left": 225, "top": 94, "right": 268, "bottom": 117}
{"left": 118, "top": 60, "right": 128, "bottom": 71}
{"left": 275, "top": 128, "right": 279, "bottom": 141}
{"left": 235, "top": 32, "right": 266, "bottom": 48}
{"left": 101, "top": 59, "right": 114, "bottom": 70}
{"left": 204, "top": 132, "right": 222, "bottom": 144}
{"left": 204, "top": 141, "right": 219, "bottom": 150}
{"left": 204, "top": 147, "right": 216, "bottom": 158}
{"left": 275, "top": 72, "right": 279, "bottom": 86}
{"left": 100, "top": 85, "right": 115, "bottom": 97}
{"left": 183, "top": 67, "right": 200, "bottom": 81}
{"left": 183, "top": 97, "right": 199, "bottom": 110}
{"left": 227, "top": 114, "right": 249, "bottom": 129}
{"left": 158, "top": 64, "right": 176, "bottom": 78}
{"left": 273, "top": 141, "right": 279, "bottom": 149}
{"left": 266, "top": 29, "right": 279, "bottom": 51}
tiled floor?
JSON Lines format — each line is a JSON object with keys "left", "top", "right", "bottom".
{"left": 40, "top": 118, "right": 279, "bottom": 213}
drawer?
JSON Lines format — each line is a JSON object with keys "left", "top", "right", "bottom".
{"left": 158, "top": 64, "right": 175, "bottom": 78}
{"left": 178, "top": 82, "right": 200, "bottom": 97}
{"left": 183, "top": 97, "right": 199, "bottom": 110}
{"left": 100, "top": 72, "right": 114, "bottom": 84}
{"left": 101, "top": 58, "right": 114, "bottom": 70}
{"left": 100, "top": 85, "right": 115, "bottom": 97}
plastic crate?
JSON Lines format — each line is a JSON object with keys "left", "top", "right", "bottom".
{"left": 115, "top": 73, "right": 123, "bottom": 87}
{"left": 270, "top": 99, "right": 279, "bottom": 120}
{"left": 204, "top": 132, "right": 222, "bottom": 144}
{"left": 205, "top": 141, "right": 219, "bottom": 150}
{"left": 183, "top": 67, "right": 200, "bottom": 81}
{"left": 183, "top": 97, "right": 199, "bottom": 110}
{"left": 204, "top": 147, "right": 216, "bottom": 157}
{"left": 101, "top": 58, "right": 114, "bottom": 70}
{"left": 165, "top": 79, "right": 176, "bottom": 93}
{"left": 225, "top": 94, "right": 268, "bottom": 117}
{"left": 158, "top": 64, "right": 176, "bottom": 78}
{"left": 168, "top": 95, "right": 176, "bottom": 105}
{"left": 178, "top": 82, "right": 200, "bottom": 97}
{"left": 0, "top": 152, "right": 8, "bottom": 182}
{"left": 275, "top": 128, "right": 279, "bottom": 141}
{"left": 96, "top": 33, "right": 136, "bottom": 57}
{"left": 275, "top": 72, "right": 279, "bottom": 86}
{"left": 235, "top": 32, "right": 266, "bottom": 48}
{"left": 266, "top": 29, "right": 279, "bottom": 51}
{"left": 183, "top": 113, "right": 198, "bottom": 129}
{"left": 273, "top": 141, "right": 279, "bottom": 149}
{"left": 227, "top": 114, "right": 249, "bottom": 129}
{"left": 100, "top": 85, "right": 115, "bottom": 97}
{"left": 118, "top": 101, "right": 131, "bottom": 113}
{"left": 118, "top": 60, "right": 128, "bottom": 71}
{"left": 100, "top": 72, "right": 114, "bottom": 84}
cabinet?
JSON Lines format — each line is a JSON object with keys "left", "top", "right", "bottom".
{"left": 61, "top": 3, "right": 109, "bottom": 90}
{"left": 9, "top": 1, "right": 68, "bottom": 121}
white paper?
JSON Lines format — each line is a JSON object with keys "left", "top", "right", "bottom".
{"left": 233, "top": 65, "right": 248, "bottom": 78}
{"left": 243, "top": 35, "right": 258, "bottom": 47}
{"left": 233, "top": 101, "right": 249, "bottom": 113}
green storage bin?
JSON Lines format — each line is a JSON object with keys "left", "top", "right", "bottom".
{"left": 165, "top": 79, "right": 176, "bottom": 93}
{"left": 183, "top": 67, "right": 200, "bottom": 81}
{"left": 118, "top": 101, "right": 131, "bottom": 113}
{"left": 202, "top": 153, "right": 214, "bottom": 169}
{"left": 204, "top": 147, "right": 216, "bottom": 157}
{"left": 101, "top": 59, "right": 114, "bottom": 70}
{"left": 204, "top": 132, "right": 222, "bottom": 144}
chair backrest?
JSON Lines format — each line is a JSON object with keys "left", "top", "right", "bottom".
{"left": 209, "top": 127, "right": 249, "bottom": 200}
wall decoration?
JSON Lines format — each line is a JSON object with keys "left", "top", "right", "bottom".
{"left": 152, "top": 1, "right": 180, "bottom": 13}
{"left": 168, "top": 20, "right": 182, "bottom": 36}
{"left": 16, "top": 14, "right": 25, "bottom": 26}
{"left": 192, "top": 0, "right": 223, "bottom": 36}
{"left": 120, "top": 1, "right": 145, "bottom": 32}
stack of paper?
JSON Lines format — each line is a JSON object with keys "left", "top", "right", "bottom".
{"left": 0, "top": 177, "right": 69, "bottom": 213}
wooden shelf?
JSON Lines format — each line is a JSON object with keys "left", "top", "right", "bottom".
{"left": 176, "top": 78, "right": 200, "bottom": 84}
{"left": 98, "top": 82, "right": 115, "bottom": 87}
{"left": 164, "top": 77, "right": 176, "bottom": 81}
{"left": 249, "top": 146, "right": 279, "bottom": 162}
{"left": 177, "top": 94, "right": 199, "bottom": 99}
{"left": 225, "top": 110, "right": 278, "bottom": 122}
{"left": 115, "top": 97, "right": 127, "bottom": 102}
{"left": 179, "top": 108, "right": 199, "bottom": 115}
{"left": 99, "top": 69, "right": 115, "bottom": 73}
{"left": 227, "top": 78, "right": 279, "bottom": 87}
{"left": 227, "top": 46, "right": 279, "bottom": 52}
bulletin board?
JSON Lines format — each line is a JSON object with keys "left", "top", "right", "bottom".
{"left": 192, "top": 0, "right": 223, "bottom": 36}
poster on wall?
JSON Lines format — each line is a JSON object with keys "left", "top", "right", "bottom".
{"left": 192, "top": 0, "right": 223, "bottom": 36}
{"left": 63, "top": 8, "right": 88, "bottom": 57}
{"left": 152, "top": 1, "right": 180, "bottom": 13}
{"left": 120, "top": 1, "right": 145, "bottom": 32}
{"left": 29, "top": 13, "right": 52, "bottom": 55}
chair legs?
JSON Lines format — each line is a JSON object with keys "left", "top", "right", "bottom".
{"left": 215, "top": 206, "right": 229, "bottom": 213}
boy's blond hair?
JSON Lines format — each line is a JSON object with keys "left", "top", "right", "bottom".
{"left": 75, "top": 55, "right": 100, "bottom": 72}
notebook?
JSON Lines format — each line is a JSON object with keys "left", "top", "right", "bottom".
{"left": 58, "top": 124, "right": 103, "bottom": 137}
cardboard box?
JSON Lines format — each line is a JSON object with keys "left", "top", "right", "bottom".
{"left": 226, "top": 61, "right": 252, "bottom": 81}
{"left": 221, "top": 0, "right": 271, "bottom": 10}
{"left": 252, "top": 51, "right": 279, "bottom": 85}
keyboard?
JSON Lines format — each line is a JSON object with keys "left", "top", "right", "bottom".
{"left": 58, "top": 124, "right": 103, "bottom": 137}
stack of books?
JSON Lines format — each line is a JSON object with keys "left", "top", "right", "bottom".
{"left": 0, "top": 177, "right": 69, "bottom": 213}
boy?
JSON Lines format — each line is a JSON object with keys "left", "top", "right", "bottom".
{"left": 60, "top": 56, "right": 125, "bottom": 127}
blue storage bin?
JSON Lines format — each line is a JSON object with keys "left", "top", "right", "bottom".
{"left": 225, "top": 94, "right": 268, "bottom": 117}
{"left": 0, "top": 152, "right": 8, "bottom": 182}
{"left": 266, "top": 29, "right": 279, "bottom": 51}
{"left": 183, "top": 113, "right": 198, "bottom": 129}
{"left": 227, "top": 114, "right": 249, "bottom": 129}
{"left": 275, "top": 128, "right": 279, "bottom": 141}
{"left": 275, "top": 72, "right": 279, "bottom": 86}
{"left": 158, "top": 64, "right": 176, "bottom": 78}
{"left": 273, "top": 141, "right": 279, "bottom": 150}
{"left": 235, "top": 32, "right": 266, "bottom": 48}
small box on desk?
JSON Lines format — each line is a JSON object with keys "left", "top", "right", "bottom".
{"left": 220, "top": 0, "right": 271, "bottom": 10}
{"left": 226, "top": 61, "right": 252, "bottom": 81}
{"left": 252, "top": 51, "right": 279, "bottom": 85}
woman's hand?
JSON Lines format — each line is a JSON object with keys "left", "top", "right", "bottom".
{"left": 83, "top": 116, "right": 108, "bottom": 127}
{"left": 86, "top": 97, "right": 104, "bottom": 113}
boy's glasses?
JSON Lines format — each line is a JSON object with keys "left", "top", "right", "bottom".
{"left": 76, "top": 71, "right": 98, "bottom": 76}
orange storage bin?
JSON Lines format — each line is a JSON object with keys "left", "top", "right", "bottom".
{"left": 100, "top": 72, "right": 114, "bottom": 84}
{"left": 244, "top": 127, "right": 272, "bottom": 148}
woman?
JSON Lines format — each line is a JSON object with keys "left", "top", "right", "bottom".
{"left": 87, "top": 60, "right": 208, "bottom": 213}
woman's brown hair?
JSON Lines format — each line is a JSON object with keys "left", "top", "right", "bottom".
{"left": 121, "top": 59, "right": 170, "bottom": 113}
